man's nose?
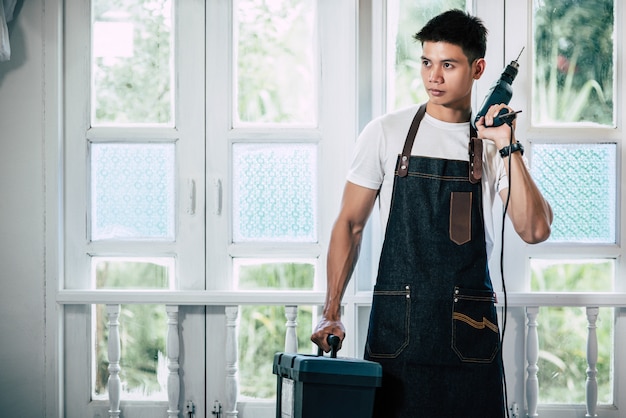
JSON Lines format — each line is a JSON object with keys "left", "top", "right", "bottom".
{"left": 429, "top": 67, "right": 443, "bottom": 83}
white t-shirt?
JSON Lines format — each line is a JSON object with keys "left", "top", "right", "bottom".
{"left": 347, "top": 104, "right": 512, "bottom": 259}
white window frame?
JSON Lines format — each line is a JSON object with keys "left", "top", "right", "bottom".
{"left": 498, "top": 1, "right": 626, "bottom": 416}
{"left": 58, "top": 0, "right": 358, "bottom": 417}
{"left": 49, "top": 0, "right": 626, "bottom": 416}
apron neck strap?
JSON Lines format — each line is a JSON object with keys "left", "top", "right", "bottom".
{"left": 397, "top": 104, "right": 480, "bottom": 183}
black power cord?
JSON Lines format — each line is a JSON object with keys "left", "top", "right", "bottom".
{"left": 499, "top": 119, "right": 515, "bottom": 418}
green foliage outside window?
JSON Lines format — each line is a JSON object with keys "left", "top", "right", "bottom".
{"left": 94, "top": 261, "right": 169, "bottom": 399}
{"left": 237, "top": 263, "right": 315, "bottom": 400}
{"left": 531, "top": 261, "right": 613, "bottom": 404}
{"left": 95, "top": 304, "right": 168, "bottom": 399}
{"left": 93, "top": 0, "right": 172, "bottom": 125}
{"left": 236, "top": 0, "right": 315, "bottom": 124}
{"left": 393, "top": 0, "right": 467, "bottom": 110}
{"left": 533, "top": 0, "right": 614, "bottom": 125}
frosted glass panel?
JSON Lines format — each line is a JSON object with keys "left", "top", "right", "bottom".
{"left": 533, "top": 0, "right": 614, "bottom": 125}
{"left": 92, "top": 0, "right": 173, "bottom": 125}
{"left": 232, "top": 143, "right": 317, "bottom": 242}
{"left": 531, "top": 143, "right": 616, "bottom": 243}
{"left": 91, "top": 143, "right": 175, "bottom": 240}
{"left": 236, "top": 0, "right": 316, "bottom": 125}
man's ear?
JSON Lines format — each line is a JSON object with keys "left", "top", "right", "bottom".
{"left": 473, "top": 58, "right": 486, "bottom": 79}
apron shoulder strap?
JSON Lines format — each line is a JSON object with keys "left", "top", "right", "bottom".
{"left": 397, "top": 104, "right": 426, "bottom": 178}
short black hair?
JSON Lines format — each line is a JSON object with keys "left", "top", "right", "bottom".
{"left": 414, "top": 9, "right": 488, "bottom": 64}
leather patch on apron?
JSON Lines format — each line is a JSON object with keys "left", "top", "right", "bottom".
{"left": 449, "top": 191, "right": 472, "bottom": 245}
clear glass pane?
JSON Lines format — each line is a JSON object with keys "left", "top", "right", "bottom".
{"left": 531, "top": 143, "right": 616, "bottom": 243}
{"left": 388, "top": 0, "right": 468, "bottom": 111}
{"left": 532, "top": 0, "right": 614, "bottom": 126}
{"left": 92, "top": 0, "right": 173, "bottom": 125}
{"left": 232, "top": 143, "right": 317, "bottom": 242}
{"left": 531, "top": 259, "right": 614, "bottom": 405}
{"left": 234, "top": 260, "right": 315, "bottom": 290}
{"left": 238, "top": 305, "right": 314, "bottom": 400}
{"left": 93, "top": 257, "right": 174, "bottom": 289}
{"left": 235, "top": 0, "right": 316, "bottom": 125}
{"left": 91, "top": 143, "right": 175, "bottom": 240}
{"left": 530, "top": 259, "right": 613, "bottom": 292}
{"left": 94, "top": 304, "right": 168, "bottom": 400}
{"left": 536, "top": 307, "right": 613, "bottom": 405}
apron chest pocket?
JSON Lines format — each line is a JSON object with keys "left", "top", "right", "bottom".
{"left": 451, "top": 287, "right": 500, "bottom": 363}
{"left": 365, "top": 284, "right": 411, "bottom": 359}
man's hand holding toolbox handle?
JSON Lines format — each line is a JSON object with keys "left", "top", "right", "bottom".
{"left": 317, "top": 335, "right": 341, "bottom": 358}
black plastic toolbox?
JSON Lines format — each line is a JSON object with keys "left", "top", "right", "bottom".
{"left": 273, "top": 347, "right": 382, "bottom": 418}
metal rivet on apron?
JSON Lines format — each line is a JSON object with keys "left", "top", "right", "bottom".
{"left": 405, "top": 285, "right": 410, "bottom": 298}
{"left": 401, "top": 165, "right": 406, "bottom": 170}
{"left": 454, "top": 298, "right": 458, "bottom": 303}
{"left": 402, "top": 156, "right": 408, "bottom": 161}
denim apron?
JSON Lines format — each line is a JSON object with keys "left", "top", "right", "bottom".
{"left": 364, "top": 105, "right": 505, "bottom": 417}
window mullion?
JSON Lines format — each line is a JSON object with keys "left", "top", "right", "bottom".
{"left": 205, "top": 0, "right": 232, "bottom": 290}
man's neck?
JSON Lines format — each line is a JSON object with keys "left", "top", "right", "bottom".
{"left": 425, "top": 102, "right": 472, "bottom": 123}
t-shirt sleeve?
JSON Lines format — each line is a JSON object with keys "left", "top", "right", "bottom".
{"left": 346, "top": 118, "right": 386, "bottom": 191}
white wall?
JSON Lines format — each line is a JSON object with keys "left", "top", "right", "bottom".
{"left": 0, "top": 1, "right": 47, "bottom": 416}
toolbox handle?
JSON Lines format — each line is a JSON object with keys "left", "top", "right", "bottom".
{"left": 317, "top": 334, "right": 340, "bottom": 358}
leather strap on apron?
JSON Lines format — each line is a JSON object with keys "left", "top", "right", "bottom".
{"left": 396, "top": 104, "right": 482, "bottom": 184}
{"left": 468, "top": 135, "right": 482, "bottom": 184}
{"left": 397, "top": 105, "right": 426, "bottom": 178}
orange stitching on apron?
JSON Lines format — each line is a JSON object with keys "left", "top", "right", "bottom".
{"left": 452, "top": 312, "right": 499, "bottom": 333}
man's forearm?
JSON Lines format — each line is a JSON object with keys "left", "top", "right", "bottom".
{"left": 323, "top": 218, "right": 365, "bottom": 320}
{"left": 502, "top": 153, "right": 553, "bottom": 243}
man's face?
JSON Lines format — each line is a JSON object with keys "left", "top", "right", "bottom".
{"left": 420, "top": 41, "right": 483, "bottom": 110}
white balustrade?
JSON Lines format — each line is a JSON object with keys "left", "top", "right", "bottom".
{"left": 225, "top": 306, "right": 239, "bottom": 417}
{"left": 166, "top": 305, "right": 180, "bottom": 418}
{"left": 525, "top": 306, "right": 539, "bottom": 418}
{"left": 106, "top": 304, "right": 121, "bottom": 418}
{"left": 585, "top": 307, "right": 599, "bottom": 417}
{"left": 94, "top": 298, "right": 612, "bottom": 418}
{"left": 285, "top": 305, "right": 298, "bottom": 353}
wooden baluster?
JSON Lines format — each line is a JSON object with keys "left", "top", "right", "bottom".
{"left": 585, "top": 307, "right": 599, "bottom": 417}
{"left": 285, "top": 305, "right": 298, "bottom": 353}
{"left": 526, "top": 306, "right": 539, "bottom": 418}
{"left": 106, "top": 304, "right": 121, "bottom": 418}
{"left": 166, "top": 305, "right": 180, "bottom": 418}
{"left": 225, "top": 306, "right": 239, "bottom": 417}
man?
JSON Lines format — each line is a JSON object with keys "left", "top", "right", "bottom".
{"left": 310, "top": 9, "right": 553, "bottom": 417}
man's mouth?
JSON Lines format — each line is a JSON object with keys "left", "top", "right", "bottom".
{"left": 429, "top": 88, "right": 444, "bottom": 97}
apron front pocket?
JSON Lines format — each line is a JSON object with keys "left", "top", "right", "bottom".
{"left": 365, "top": 284, "right": 411, "bottom": 359}
{"left": 451, "top": 287, "right": 500, "bottom": 363}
